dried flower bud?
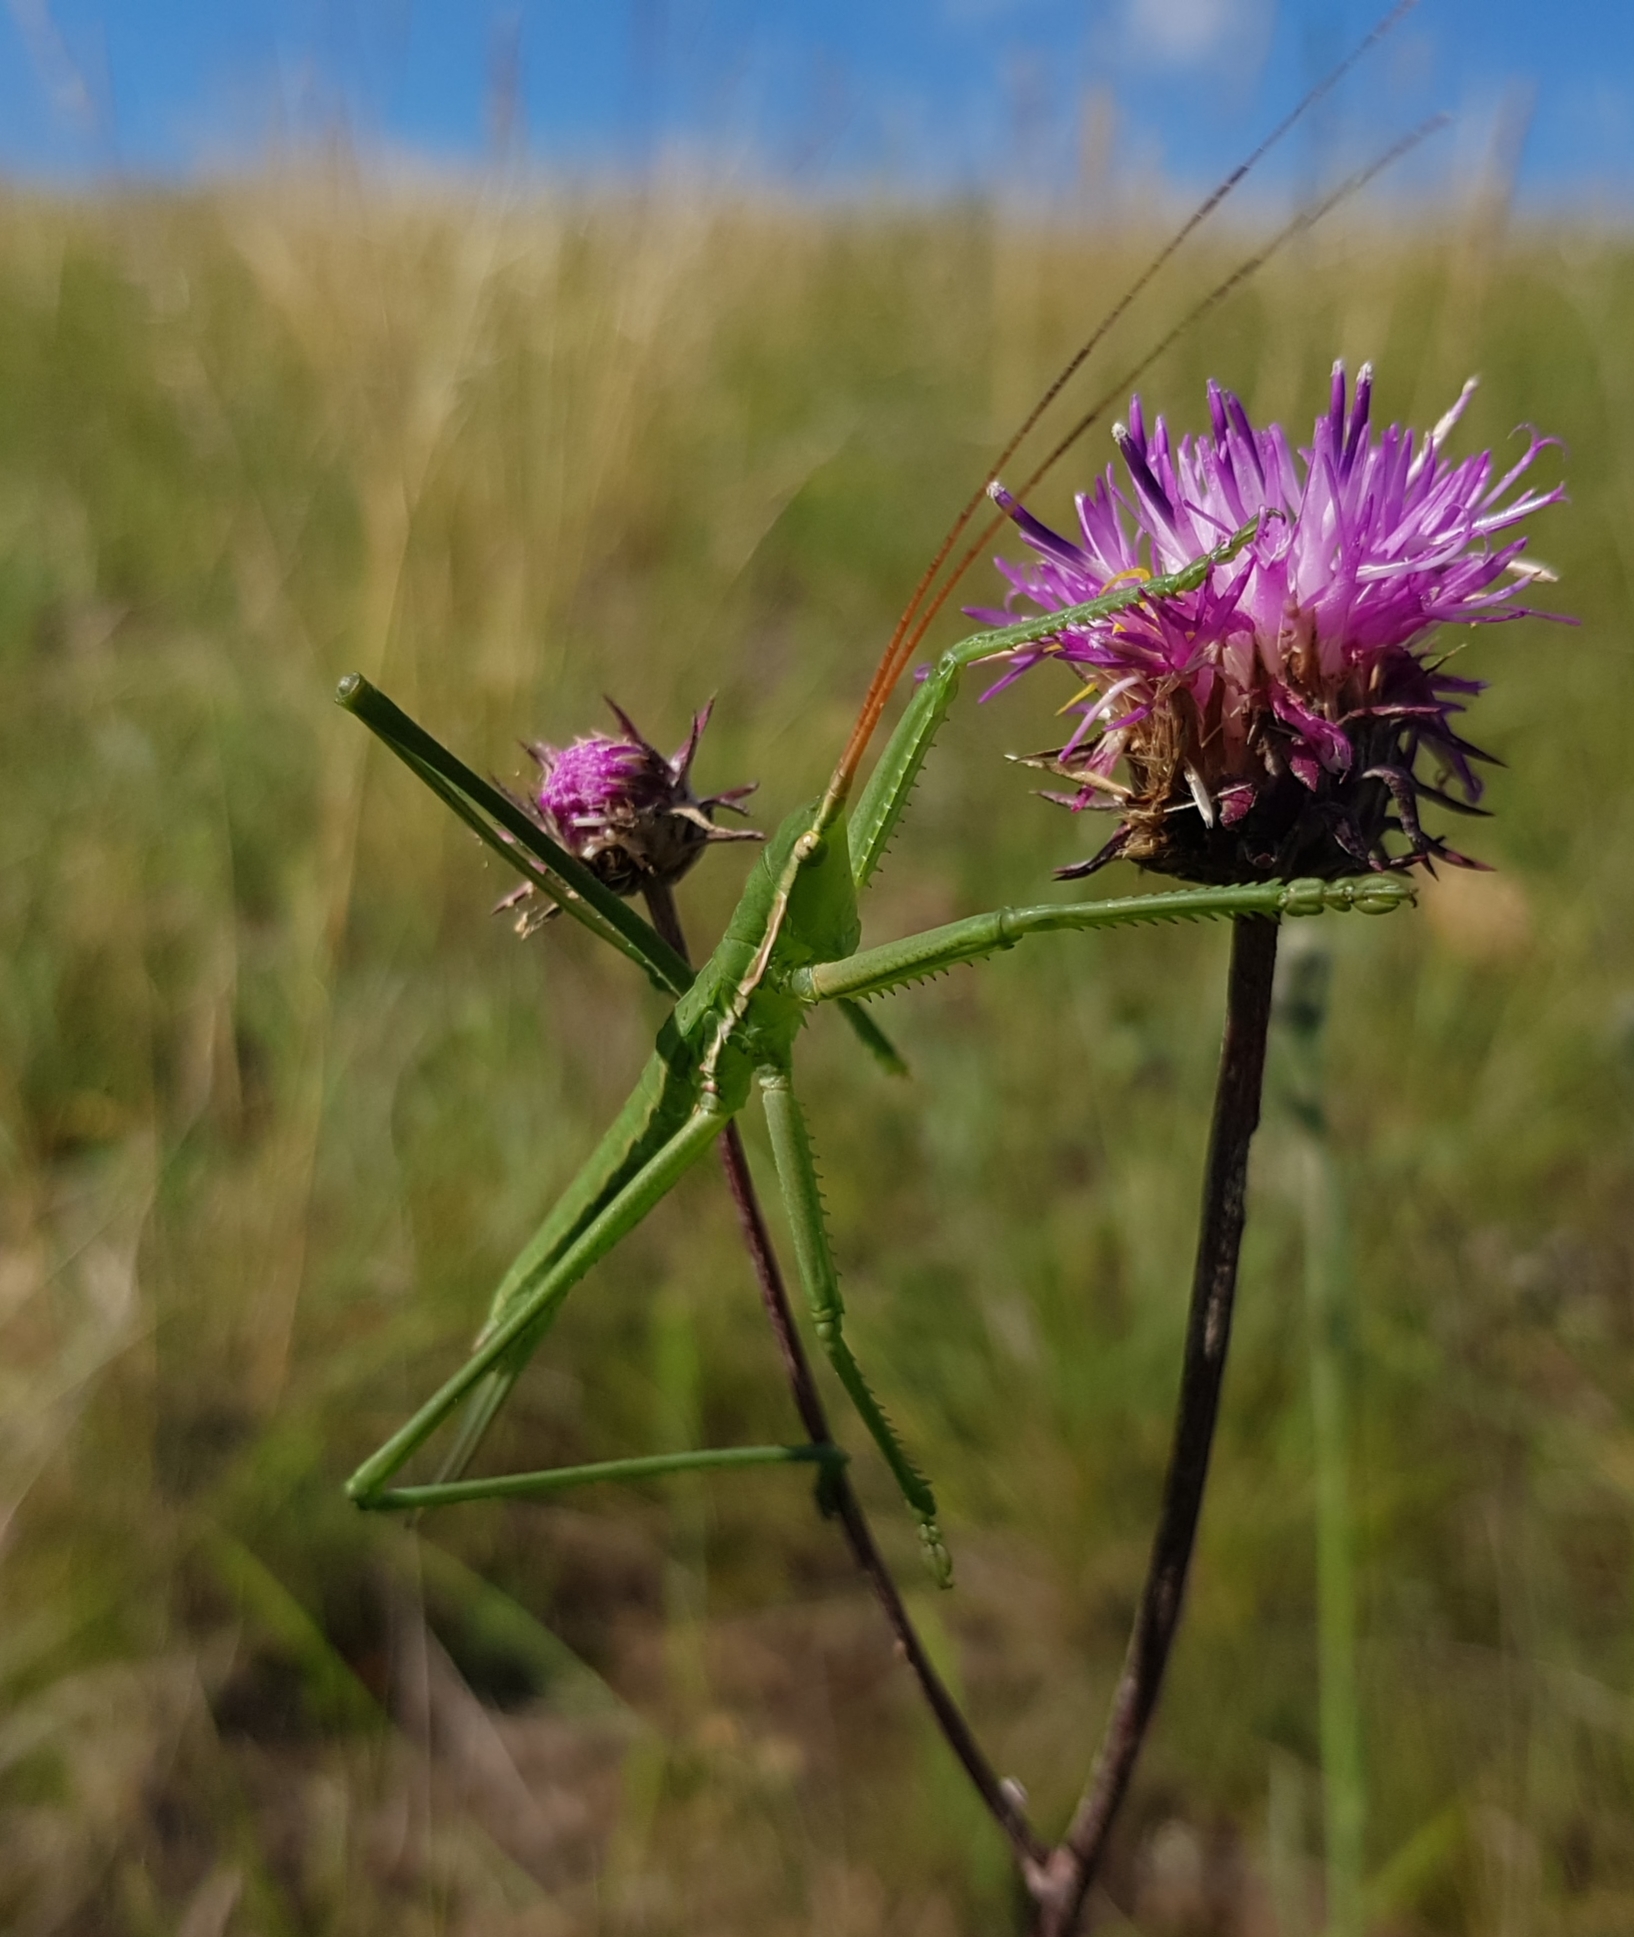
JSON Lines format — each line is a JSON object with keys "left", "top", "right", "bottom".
{"left": 499, "top": 699, "right": 758, "bottom": 931}
{"left": 975, "top": 364, "right": 1567, "bottom": 884}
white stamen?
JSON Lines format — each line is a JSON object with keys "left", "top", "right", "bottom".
{"left": 1407, "top": 376, "right": 1479, "bottom": 484}
{"left": 1185, "top": 765, "right": 1216, "bottom": 827}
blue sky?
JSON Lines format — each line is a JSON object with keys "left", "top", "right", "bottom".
{"left": 2, "top": 0, "right": 1630, "bottom": 207}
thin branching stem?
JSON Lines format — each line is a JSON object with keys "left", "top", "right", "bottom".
{"left": 642, "top": 881, "right": 1047, "bottom": 1873}
{"left": 1031, "top": 914, "right": 1280, "bottom": 1935}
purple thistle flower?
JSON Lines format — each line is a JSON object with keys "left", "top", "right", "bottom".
{"left": 499, "top": 700, "right": 759, "bottom": 929}
{"left": 976, "top": 363, "right": 1567, "bottom": 883}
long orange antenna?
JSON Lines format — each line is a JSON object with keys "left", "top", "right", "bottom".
{"left": 821, "top": 0, "right": 1424, "bottom": 821}
{"left": 876, "top": 113, "right": 1450, "bottom": 707}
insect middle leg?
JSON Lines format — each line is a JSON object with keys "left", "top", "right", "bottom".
{"left": 758, "top": 1062, "right": 951, "bottom": 1587}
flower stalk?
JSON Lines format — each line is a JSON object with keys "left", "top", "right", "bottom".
{"left": 1031, "top": 914, "right": 1280, "bottom": 1935}
{"left": 1278, "top": 941, "right": 1366, "bottom": 1937}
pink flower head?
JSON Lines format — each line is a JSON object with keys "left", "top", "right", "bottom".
{"left": 519, "top": 699, "right": 758, "bottom": 905}
{"left": 974, "top": 364, "right": 1566, "bottom": 882}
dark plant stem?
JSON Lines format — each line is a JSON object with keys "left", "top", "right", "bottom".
{"left": 1031, "top": 914, "right": 1280, "bottom": 1936}
{"left": 1279, "top": 940, "right": 1365, "bottom": 1937}
{"left": 642, "top": 881, "right": 1047, "bottom": 1873}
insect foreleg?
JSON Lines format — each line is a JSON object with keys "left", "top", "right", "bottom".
{"left": 346, "top": 1104, "right": 727, "bottom": 1504}
{"left": 791, "top": 877, "right": 1414, "bottom": 1007}
{"left": 757, "top": 1064, "right": 951, "bottom": 1587}
{"left": 846, "top": 519, "right": 1264, "bottom": 890}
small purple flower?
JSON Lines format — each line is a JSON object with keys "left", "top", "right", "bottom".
{"left": 975, "top": 364, "right": 1566, "bottom": 883}
{"left": 501, "top": 700, "right": 758, "bottom": 926}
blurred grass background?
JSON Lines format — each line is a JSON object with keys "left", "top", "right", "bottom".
{"left": 0, "top": 174, "right": 1630, "bottom": 1935}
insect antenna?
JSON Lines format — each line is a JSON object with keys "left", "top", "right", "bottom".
{"left": 823, "top": 0, "right": 1427, "bottom": 815}
{"left": 933, "top": 112, "right": 1449, "bottom": 630}
{"left": 1010, "top": 118, "right": 1447, "bottom": 510}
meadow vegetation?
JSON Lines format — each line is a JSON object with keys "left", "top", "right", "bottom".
{"left": 1, "top": 174, "right": 1631, "bottom": 1934}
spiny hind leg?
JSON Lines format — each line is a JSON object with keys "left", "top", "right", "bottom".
{"left": 347, "top": 1108, "right": 726, "bottom": 1504}
{"left": 355, "top": 1442, "right": 849, "bottom": 1514}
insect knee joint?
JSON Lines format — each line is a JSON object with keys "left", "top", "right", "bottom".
{"left": 1282, "top": 877, "right": 1328, "bottom": 917}
{"left": 920, "top": 1522, "right": 954, "bottom": 1590}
